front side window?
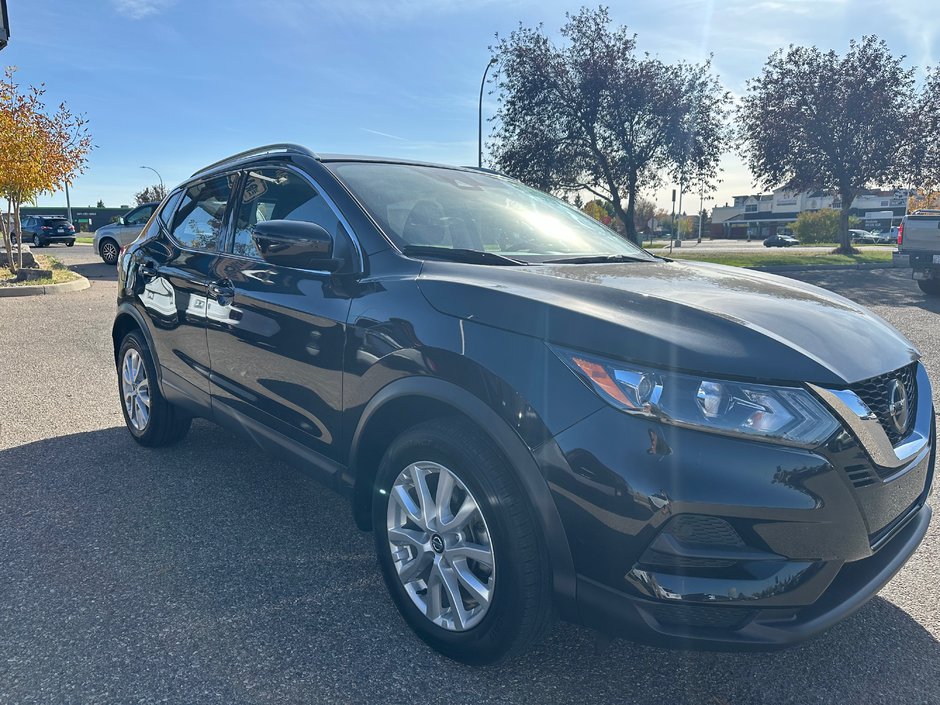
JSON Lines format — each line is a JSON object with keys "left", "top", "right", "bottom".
{"left": 231, "top": 167, "right": 345, "bottom": 262}
{"left": 126, "top": 204, "right": 156, "bottom": 226}
{"left": 328, "top": 162, "right": 652, "bottom": 262}
{"left": 170, "top": 175, "right": 233, "bottom": 251}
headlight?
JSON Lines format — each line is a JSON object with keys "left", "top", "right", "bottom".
{"left": 552, "top": 346, "right": 839, "bottom": 447}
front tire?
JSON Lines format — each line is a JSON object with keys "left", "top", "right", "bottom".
{"left": 918, "top": 279, "right": 940, "bottom": 297}
{"left": 372, "top": 418, "right": 553, "bottom": 665}
{"left": 117, "top": 331, "right": 192, "bottom": 447}
{"left": 100, "top": 238, "right": 120, "bottom": 265}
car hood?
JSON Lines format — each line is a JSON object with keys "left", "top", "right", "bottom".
{"left": 416, "top": 259, "right": 916, "bottom": 386}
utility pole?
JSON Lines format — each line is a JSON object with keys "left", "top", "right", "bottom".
{"left": 669, "top": 189, "right": 676, "bottom": 254}
{"left": 698, "top": 184, "right": 705, "bottom": 244}
{"left": 676, "top": 183, "right": 684, "bottom": 247}
{"left": 65, "top": 182, "right": 72, "bottom": 224}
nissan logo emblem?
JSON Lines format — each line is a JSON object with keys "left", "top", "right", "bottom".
{"left": 887, "top": 378, "right": 909, "bottom": 434}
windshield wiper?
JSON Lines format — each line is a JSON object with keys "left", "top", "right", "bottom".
{"left": 543, "top": 253, "right": 654, "bottom": 264}
{"left": 402, "top": 245, "right": 529, "bottom": 266}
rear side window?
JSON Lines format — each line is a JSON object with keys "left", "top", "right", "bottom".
{"left": 231, "top": 168, "right": 345, "bottom": 261}
{"left": 170, "top": 175, "right": 233, "bottom": 251}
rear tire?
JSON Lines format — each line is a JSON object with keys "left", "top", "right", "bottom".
{"left": 32, "top": 234, "right": 44, "bottom": 248}
{"left": 66, "top": 240, "right": 75, "bottom": 247}
{"left": 372, "top": 417, "right": 553, "bottom": 665}
{"left": 918, "top": 279, "right": 940, "bottom": 296}
{"left": 117, "top": 331, "right": 192, "bottom": 447}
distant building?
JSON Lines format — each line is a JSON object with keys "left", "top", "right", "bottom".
{"left": 18, "top": 206, "right": 133, "bottom": 232}
{"left": 711, "top": 188, "right": 910, "bottom": 239}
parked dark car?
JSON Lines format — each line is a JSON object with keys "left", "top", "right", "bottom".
{"left": 112, "top": 144, "right": 934, "bottom": 665}
{"left": 13, "top": 215, "right": 76, "bottom": 247}
{"left": 763, "top": 233, "right": 799, "bottom": 247}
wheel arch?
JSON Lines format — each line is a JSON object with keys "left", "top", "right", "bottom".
{"left": 347, "top": 376, "right": 577, "bottom": 612}
{"left": 112, "top": 304, "right": 161, "bottom": 375}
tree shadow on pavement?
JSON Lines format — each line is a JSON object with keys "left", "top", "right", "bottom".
{"left": 0, "top": 424, "right": 936, "bottom": 705}
{"left": 69, "top": 260, "right": 118, "bottom": 282}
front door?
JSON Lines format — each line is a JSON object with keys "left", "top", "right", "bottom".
{"left": 136, "top": 174, "right": 234, "bottom": 409}
{"left": 205, "top": 166, "right": 355, "bottom": 462}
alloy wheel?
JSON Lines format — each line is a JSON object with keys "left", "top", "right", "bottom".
{"left": 386, "top": 461, "right": 496, "bottom": 631}
{"left": 102, "top": 241, "right": 118, "bottom": 264}
{"left": 32, "top": 234, "right": 40, "bottom": 247}
{"left": 121, "top": 348, "right": 151, "bottom": 431}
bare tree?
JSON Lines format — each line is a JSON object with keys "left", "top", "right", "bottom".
{"left": 134, "top": 184, "right": 166, "bottom": 205}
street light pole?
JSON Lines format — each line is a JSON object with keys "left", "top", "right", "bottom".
{"left": 478, "top": 58, "right": 497, "bottom": 168}
{"left": 139, "top": 165, "right": 165, "bottom": 196}
{"left": 65, "top": 182, "right": 72, "bottom": 224}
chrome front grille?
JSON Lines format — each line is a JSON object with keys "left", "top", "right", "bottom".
{"left": 849, "top": 363, "right": 918, "bottom": 445}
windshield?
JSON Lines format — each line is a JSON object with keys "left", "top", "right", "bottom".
{"left": 329, "top": 162, "right": 654, "bottom": 262}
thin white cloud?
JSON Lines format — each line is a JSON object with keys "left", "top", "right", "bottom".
{"left": 361, "top": 128, "right": 408, "bottom": 141}
{"left": 111, "top": 0, "right": 177, "bottom": 20}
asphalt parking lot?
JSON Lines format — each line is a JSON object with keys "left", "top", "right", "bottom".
{"left": 1, "top": 245, "right": 937, "bottom": 705}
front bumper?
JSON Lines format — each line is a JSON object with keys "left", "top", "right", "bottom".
{"left": 537, "top": 363, "right": 935, "bottom": 649}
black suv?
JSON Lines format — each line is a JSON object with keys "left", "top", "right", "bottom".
{"left": 113, "top": 144, "right": 934, "bottom": 664}
{"left": 15, "top": 215, "right": 76, "bottom": 247}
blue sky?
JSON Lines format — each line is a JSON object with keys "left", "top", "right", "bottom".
{"left": 4, "top": 0, "right": 937, "bottom": 212}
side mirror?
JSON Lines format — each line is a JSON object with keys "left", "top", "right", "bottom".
{"left": 118, "top": 217, "right": 126, "bottom": 226}
{"left": 253, "top": 219, "right": 338, "bottom": 270}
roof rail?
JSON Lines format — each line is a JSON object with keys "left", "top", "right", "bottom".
{"left": 191, "top": 143, "right": 319, "bottom": 177}
{"left": 911, "top": 208, "right": 940, "bottom": 216}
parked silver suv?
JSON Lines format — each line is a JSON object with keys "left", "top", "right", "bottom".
{"left": 93, "top": 202, "right": 159, "bottom": 264}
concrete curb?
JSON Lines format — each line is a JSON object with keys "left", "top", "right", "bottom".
{"left": 0, "top": 274, "right": 91, "bottom": 298}
{"left": 747, "top": 262, "right": 899, "bottom": 273}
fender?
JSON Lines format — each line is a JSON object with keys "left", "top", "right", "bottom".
{"left": 348, "top": 375, "right": 578, "bottom": 616}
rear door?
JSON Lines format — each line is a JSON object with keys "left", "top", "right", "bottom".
{"left": 135, "top": 174, "right": 235, "bottom": 408}
{"left": 205, "top": 165, "right": 356, "bottom": 462}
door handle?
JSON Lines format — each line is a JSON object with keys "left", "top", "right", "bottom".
{"left": 209, "top": 280, "right": 235, "bottom": 302}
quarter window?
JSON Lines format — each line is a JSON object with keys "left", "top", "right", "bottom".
{"left": 170, "top": 175, "right": 233, "bottom": 251}
{"left": 157, "top": 190, "right": 183, "bottom": 226}
{"left": 232, "top": 168, "right": 345, "bottom": 261}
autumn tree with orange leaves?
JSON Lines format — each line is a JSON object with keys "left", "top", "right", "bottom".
{"left": 0, "top": 67, "right": 92, "bottom": 272}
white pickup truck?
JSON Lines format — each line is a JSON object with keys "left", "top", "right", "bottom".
{"left": 897, "top": 209, "right": 940, "bottom": 296}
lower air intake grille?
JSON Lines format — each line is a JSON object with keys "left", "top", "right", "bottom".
{"left": 665, "top": 515, "right": 745, "bottom": 547}
{"left": 646, "top": 604, "right": 756, "bottom": 630}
